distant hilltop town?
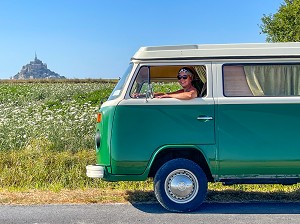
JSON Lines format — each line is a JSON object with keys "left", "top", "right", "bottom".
{"left": 12, "top": 54, "right": 66, "bottom": 79}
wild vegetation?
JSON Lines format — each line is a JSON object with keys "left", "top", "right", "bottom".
{"left": 0, "top": 79, "right": 153, "bottom": 193}
{"left": 0, "top": 79, "right": 299, "bottom": 204}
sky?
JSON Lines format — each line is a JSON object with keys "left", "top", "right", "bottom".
{"left": 0, "top": 0, "right": 284, "bottom": 79}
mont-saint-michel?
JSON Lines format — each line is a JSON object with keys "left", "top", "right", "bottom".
{"left": 13, "top": 54, "right": 66, "bottom": 79}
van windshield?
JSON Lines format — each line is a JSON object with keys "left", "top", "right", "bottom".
{"left": 108, "top": 63, "right": 133, "bottom": 101}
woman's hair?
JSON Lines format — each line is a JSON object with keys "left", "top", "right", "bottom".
{"left": 178, "top": 67, "right": 204, "bottom": 97}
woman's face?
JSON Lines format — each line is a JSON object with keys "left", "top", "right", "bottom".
{"left": 177, "top": 72, "right": 192, "bottom": 88}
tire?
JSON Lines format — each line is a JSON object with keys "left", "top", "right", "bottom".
{"left": 154, "top": 158, "right": 208, "bottom": 212}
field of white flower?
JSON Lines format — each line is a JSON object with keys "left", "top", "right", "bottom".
{"left": 0, "top": 81, "right": 115, "bottom": 151}
{"left": 0, "top": 80, "right": 180, "bottom": 190}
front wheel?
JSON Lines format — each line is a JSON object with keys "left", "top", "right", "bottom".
{"left": 154, "top": 158, "right": 208, "bottom": 212}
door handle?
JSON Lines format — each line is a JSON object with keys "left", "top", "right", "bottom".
{"left": 197, "top": 116, "right": 213, "bottom": 121}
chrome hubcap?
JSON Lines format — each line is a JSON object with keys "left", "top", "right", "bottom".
{"left": 165, "top": 169, "right": 198, "bottom": 203}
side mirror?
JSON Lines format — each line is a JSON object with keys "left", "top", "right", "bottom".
{"left": 145, "top": 84, "right": 153, "bottom": 101}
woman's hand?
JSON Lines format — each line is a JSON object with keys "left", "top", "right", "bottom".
{"left": 132, "top": 93, "right": 139, "bottom": 98}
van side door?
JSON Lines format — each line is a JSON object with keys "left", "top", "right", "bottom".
{"left": 217, "top": 62, "right": 300, "bottom": 179}
{"left": 110, "top": 64, "right": 216, "bottom": 175}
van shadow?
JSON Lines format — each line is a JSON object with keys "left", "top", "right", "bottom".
{"left": 126, "top": 189, "right": 300, "bottom": 214}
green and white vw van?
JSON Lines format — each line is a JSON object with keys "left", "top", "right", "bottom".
{"left": 87, "top": 42, "right": 300, "bottom": 212}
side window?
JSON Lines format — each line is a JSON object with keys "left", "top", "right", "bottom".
{"left": 130, "top": 65, "right": 207, "bottom": 98}
{"left": 223, "top": 64, "right": 300, "bottom": 97}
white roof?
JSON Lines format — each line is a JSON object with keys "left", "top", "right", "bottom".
{"left": 132, "top": 42, "right": 300, "bottom": 60}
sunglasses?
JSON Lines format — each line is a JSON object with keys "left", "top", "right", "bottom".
{"left": 177, "top": 75, "right": 189, "bottom": 80}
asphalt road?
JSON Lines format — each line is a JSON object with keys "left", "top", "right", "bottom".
{"left": 1, "top": 202, "right": 300, "bottom": 224}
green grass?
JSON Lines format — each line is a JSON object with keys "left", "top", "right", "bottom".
{"left": 0, "top": 137, "right": 299, "bottom": 203}
{"left": 0, "top": 137, "right": 153, "bottom": 191}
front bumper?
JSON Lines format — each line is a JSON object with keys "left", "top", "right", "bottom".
{"left": 86, "top": 165, "right": 104, "bottom": 178}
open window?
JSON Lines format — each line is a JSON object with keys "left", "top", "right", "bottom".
{"left": 130, "top": 65, "right": 207, "bottom": 98}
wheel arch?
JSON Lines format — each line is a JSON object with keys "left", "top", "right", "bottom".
{"left": 147, "top": 145, "right": 214, "bottom": 182}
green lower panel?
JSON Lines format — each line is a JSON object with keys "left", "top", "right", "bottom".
{"left": 217, "top": 103, "right": 300, "bottom": 177}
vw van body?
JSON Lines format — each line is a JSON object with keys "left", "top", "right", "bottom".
{"left": 87, "top": 42, "right": 300, "bottom": 212}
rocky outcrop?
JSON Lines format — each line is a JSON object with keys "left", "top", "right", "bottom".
{"left": 13, "top": 54, "right": 65, "bottom": 79}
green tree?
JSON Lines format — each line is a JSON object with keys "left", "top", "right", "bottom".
{"left": 260, "top": 0, "right": 300, "bottom": 42}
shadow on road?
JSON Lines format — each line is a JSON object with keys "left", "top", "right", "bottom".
{"left": 126, "top": 189, "right": 300, "bottom": 214}
{"left": 131, "top": 202, "right": 300, "bottom": 214}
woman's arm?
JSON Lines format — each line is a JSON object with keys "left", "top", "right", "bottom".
{"left": 156, "top": 89, "right": 197, "bottom": 100}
